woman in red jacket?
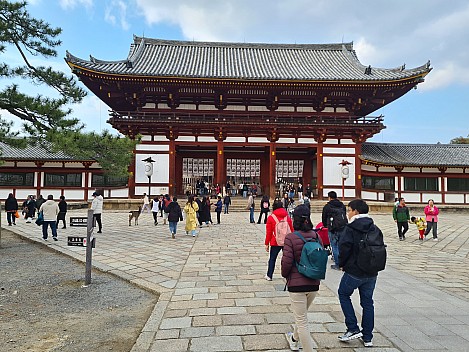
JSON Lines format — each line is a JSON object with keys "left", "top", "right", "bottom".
{"left": 264, "top": 201, "right": 293, "bottom": 281}
{"left": 281, "top": 205, "right": 322, "bottom": 352}
{"left": 424, "top": 199, "right": 439, "bottom": 241}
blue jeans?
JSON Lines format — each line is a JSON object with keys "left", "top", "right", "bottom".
{"left": 224, "top": 204, "right": 229, "bottom": 214}
{"left": 169, "top": 221, "right": 177, "bottom": 235}
{"left": 338, "top": 272, "right": 377, "bottom": 342}
{"left": 266, "top": 245, "right": 283, "bottom": 279}
{"left": 329, "top": 228, "right": 345, "bottom": 265}
{"left": 249, "top": 207, "right": 255, "bottom": 223}
{"left": 42, "top": 221, "right": 57, "bottom": 239}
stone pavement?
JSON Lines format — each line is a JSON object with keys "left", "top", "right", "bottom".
{"left": 3, "top": 208, "right": 469, "bottom": 351}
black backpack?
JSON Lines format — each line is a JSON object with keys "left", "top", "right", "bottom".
{"left": 327, "top": 206, "right": 347, "bottom": 231}
{"left": 356, "top": 225, "right": 387, "bottom": 274}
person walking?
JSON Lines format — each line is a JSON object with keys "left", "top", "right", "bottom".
{"left": 424, "top": 199, "right": 439, "bottom": 241}
{"left": 297, "top": 183, "right": 303, "bottom": 200}
{"left": 321, "top": 191, "right": 347, "bottom": 270}
{"left": 264, "top": 200, "right": 293, "bottom": 281}
{"left": 56, "top": 195, "right": 67, "bottom": 229}
{"left": 39, "top": 195, "right": 59, "bottom": 241}
{"left": 247, "top": 193, "right": 255, "bottom": 223}
{"left": 281, "top": 205, "right": 322, "bottom": 352}
{"left": 5, "top": 193, "right": 19, "bottom": 226}
{"left": 337, "top": 199, "right": 381, "bottom": 348}
{"left": 165, "top": 196, "right": 183, "bottom": 239}
{"left": 223, "top": 194, "right": 231, "bottom": 214}
{"left": 257, "top": 195, "right": 270, "bottom": 224}
{"left": 35, "top": 194, "right": 46, "bottom": 214}
{"left": 184, "top": 195, "right": 199, "bottom": 237}
{"left": 151, "top": 196, "right": 160, "bottom": 225}
{"left": 141, "top": 193, "right": 151, "bottom": 213}
{"left": 91, "top": 191, "right": 104, "bottom": 233}
{"left": 214, "top": 195, "right": 223, "bottom": 224}
{"left": 392, "top": 197, "right": 410, "bottom": 240}
{"left": 24, "top": 195, "right": 36, "bottom": 223}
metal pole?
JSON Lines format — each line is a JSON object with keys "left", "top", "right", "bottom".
{"left": 148, "top": 175, "right": 151, "bottom": 199}
{"left": 342, "top": 178, "right": 345, "bottom": 201}
{"left": 84, "top": 209, "right": 94, "bottom": 286}
{"left": 0, "top": 201, "right": 3, "bottom": 248}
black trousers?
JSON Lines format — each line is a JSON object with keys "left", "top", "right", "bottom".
{"left": 424, "top": 220, "right": 438, "bottom": 238}
{"left": 397, "top": 221, "right": 408, "bottom": 238}
{"left": 257, "top": 211, "right": 268, "bottom": 224}
{"left": 216, "top": 211, "right": 221, "bottom": 224}
{"left": 93, "top": 213, "right": 102, "bottom": 231}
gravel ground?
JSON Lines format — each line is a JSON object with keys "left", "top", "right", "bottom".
{"left": 0, "top": 229, "right": 158, "bottom": 352}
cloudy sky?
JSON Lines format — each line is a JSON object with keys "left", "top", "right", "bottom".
{"left": 4, "top": 0, "right": 469, "bottom": 143}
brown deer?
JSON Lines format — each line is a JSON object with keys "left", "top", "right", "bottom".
{"left": 129, "top": 206, "right": 142, "bottom": 226}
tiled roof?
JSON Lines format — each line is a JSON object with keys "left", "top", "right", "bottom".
{"left": 361, "top": 143, "right": 469, "bottom": 167}
{"left": 65, "top": 36, "right": 431, "bottom": 81}
{"left": 0, "top": 141, "right": 80, "bottom": 161}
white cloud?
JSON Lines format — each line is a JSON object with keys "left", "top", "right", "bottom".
{"left": 131, "top": 0, "right": 469, "bottom": 91}
{"left": 105, "top": 1, "right": 130, "bottom": 31}
{"left": 59, "top": 0, "right": 93, "bottom": 10}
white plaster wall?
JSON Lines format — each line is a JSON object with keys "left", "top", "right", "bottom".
{"left": 16, "top": 189, "right": 36, "bottom": 199}
{"left": 361, "top": 165, "right": 376, "bottom": 172}
{"left": 400, "top": 193, "right": 420, "bottom": 203}
{"left": 297, "top": 138, "right": 316, "bottom": 144}
{"left": 277, "top": 138, "right": 295, "bottom": 144}
{"left": 445, "top": 194, "right": 465, "bottom": 203}
{"left": 198, "top": 136, "right": 217, "bottom": 142}
{"left": 362, "top": 190, "right": 379, "bottom": 201}
{"left": 109, "top": 188, "right": 129, "bottom": 198}
{"left": 248, "top": 137, "right": 269, "bottom": 143}
{"left": 176, "top": 136, "right": 196, "bottom": 141}
{"left": 323, "top": 156, "right": 355, "bottom": 186}
{"left": 324, "top": 139, "right": 339, "bottom": 144}
{"left": 40, "top": 189, "right": 63, "bottom": 199}
{"left": 141, "top": 135, "right": 152, "bottom": 141}
{"left": 63, "top": 190, "right": 85, "bottom": 200}
{"left": 135, "top": 186, "right": 169, "bottom": 196}
{"left": 447, "top": 168, "right": 464, "bottom": 174}
{"left": 322, "top": 187, "right": 355, "bottom": 199}
{"left": 225, "top": 137, "right": 246, "bottom": 143}
{"left": 0, "top": 189, "right": 13, "bottom": 199}
{"left": 339, "top": 139, "right": 354, "bottom": 144}
{"left": 135, "top": 154, "right": 169, "bottom": 183}
{"left": 323, "top": 147, "right": 355, "bottom": 155}
{"left": 421, "top": 193, "right": 442, "bottom": 203}
{"left": 16, "top": 161, "right": 36, "bottom": 168}
{"left": 136, "top": 144, "right": 169, "bottom": 151}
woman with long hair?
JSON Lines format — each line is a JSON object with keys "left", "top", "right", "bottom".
{"left": 281, "top": 205, "right": 322, "bottom": 352}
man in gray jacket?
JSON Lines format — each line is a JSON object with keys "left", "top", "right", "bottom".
{"left": 39, "top": 195, "right": 59, "bottom": 241}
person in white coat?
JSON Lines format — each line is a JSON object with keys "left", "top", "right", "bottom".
{"left": 39, "top": 195, "right": 59, "bottom": 240}
{"left": 91, "top": 192, "right": 104, "bottom": 233}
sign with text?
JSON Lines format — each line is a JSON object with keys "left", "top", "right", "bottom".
{"left": 70, "top": 217, "right": 88, "bottom": 227}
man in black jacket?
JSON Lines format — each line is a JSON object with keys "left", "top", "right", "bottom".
{"left": 165, "top": 196, "right": 183, "bottom": 239}
{"left": 337, "top": 199, "right": 380, "bottom": 348}
{"left": 321, "top": 191, "right": 347, "bottom": 270}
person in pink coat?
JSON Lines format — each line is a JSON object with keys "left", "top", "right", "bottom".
{"left": 424, "top": 199, "right": 439, "bottom": 241}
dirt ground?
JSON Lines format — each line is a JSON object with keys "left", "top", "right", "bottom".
{"left": 0, "top": 229, "right": 158, "bottom": 352}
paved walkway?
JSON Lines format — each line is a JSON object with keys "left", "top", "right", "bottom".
{"left": 3, "top": 208, "right": 469, "bottom": 351}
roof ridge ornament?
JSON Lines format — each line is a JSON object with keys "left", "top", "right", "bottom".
{"left": 364, "top": 65, "right": 372, "bottom": 75}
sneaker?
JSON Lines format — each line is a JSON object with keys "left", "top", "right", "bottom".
{"left": 363, "top": 340, "right": 373, "bottom": 347}
{"left": 192, "top": 233, "right": 196, "bottom": 237}
{"left": 285, "top": 332, "right": 300, "bottom": 351}
{"left": 433, "top": 238, "right": 438, "bottom": 241}
{"left": 399, "top": 237, "right": 404, "bottom": 241}
{"left": 171, "top": 232, "right": 175, "bottom": 239}
{"left": 97, "top": 230, "right": 102, "bottom": 233}
{"left": 338, "top": 330, "right": 363, "bottom": 341}
{"left": 264, "top": 275, "right": 272, "bottom": 281}
{"left": 53, "top": 237, "right": 58, "bottom": 241}
{"left": 25, "top": 220, "right": 31, "bottom": 223}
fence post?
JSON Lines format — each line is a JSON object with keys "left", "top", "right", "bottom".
{"left": 84, "top": 209, "right": 94, "bottom": 286}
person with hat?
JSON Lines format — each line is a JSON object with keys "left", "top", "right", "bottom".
{"left": 91, "top": 191, "right": 104, "bottom": 233}
{"left": 281, "top": 205, "right": 322, "bottom": 352}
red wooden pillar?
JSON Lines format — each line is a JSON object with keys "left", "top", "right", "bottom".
{"left": 83, "top": 162, "right": 93, "bottom": 200}
{"left": 316, "top": 143, "right": 324, "bottom": 200}
{"left": 128, "top": 150, "right": 136, "bottom": 198}
{"left": 439, "top": 167, "right": 447, "bottom": 204}
{"left": 355, "top": 143, "right": 362, "bottom": 199}
{"left": 269, "top": 142, "right": 276, "bottom": 199}
{"left": 216, "top": 140, "right": 224, "bottom": 188}
{"left": 169, "top": 139, "right": 176, "bottom": 195}
{"left": 35, "top": 161, "right": 44, "bottom": 196}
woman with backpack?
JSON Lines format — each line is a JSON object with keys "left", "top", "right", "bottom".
{"left": 257, "top": 195, "right": 270, "bottom": 224}
{"left": 281, "top": 205, "right": 323, "bottom": 352}
{"left": 264, "top": 201, "right": 293, "bottom": 281}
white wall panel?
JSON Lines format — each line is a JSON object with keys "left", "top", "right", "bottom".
{"left": 109, "top": 188, "right": 129, "bottom": 198}
{"left": 361, "top": 165, "right": 376, "bottom": 172}
{"left": 176, "top": 136, "right": 196, "bottom": 142}
{"left": 40, "top": 189, "right": 62, "bottom": 199}
{"left": 297, "top": 138, "right": 316, "bottom": 144}
{"left": 135, "top": 186, "right": 169, "bottom": 196}
{"left": 445, "top": 194, "right": 465, "bottom": 203}
{"left": 198, "top": 136, "right": 217, "bottom": 142}
{"left": 362, "top": 190, "right": 379, "bottom": 201}
{"left": 421, "top": 193, "right": 442, "bottom": 203}
{"left": 323, "top": 156, "right": 355, "bottom": 186}
{"left": 248, "top": 137, "right": 269, "bottom": 143}
{"left": 277, "top": 138, "right": 295, "bottom": 144}
{"left": 401, "top": 193, "right": 420, "bottom": 203}
{"left": 135, "top": 154, "right": 169, "bottom": 183}
{"left": 0, "top": 189, "right": 13, "bottom": 199}
{"left": 324, "top": 139, "right": 338, "bottom": 144}
{"left": 323, "top": 147, "right": 355, "bottom": 155}
{"left": 136, "top": 144, "right": 169, "bottom": 151}
{"left": 225, "top": 137, "right": 246, "bottom": 142}
{"left": 63, "top": 190, "right": 85, "bottom": 200}
{"left": 15, "top": 189, "right": 36, "bottom": 200}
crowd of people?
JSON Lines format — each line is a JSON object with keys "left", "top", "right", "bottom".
{"left": 3, "top": 188, "right": 443, "bottom": 350}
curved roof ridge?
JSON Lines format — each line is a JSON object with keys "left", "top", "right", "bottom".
{"left": 128, "top": 36, "right": 146, "bottom": 63}
{"left": 66, "top": 50, "right": 128, "bottom": 65}
{"left": 132, "top": 35, "right": 353, "bottom": 51}
{"left": 364, "top": 142, "right": 463, "bottom": 147}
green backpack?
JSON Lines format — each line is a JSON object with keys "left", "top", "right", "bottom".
{"left": 294, "top": 231, "right": 328, "bottom": 280}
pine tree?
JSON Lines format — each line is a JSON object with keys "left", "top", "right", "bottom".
{"left": 0, "top": 1, "right": 137, "bottom": 176}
